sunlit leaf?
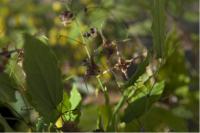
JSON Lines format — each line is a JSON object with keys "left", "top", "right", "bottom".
{"left": 61, "top": 85, "right": 82, "bottom": 122}
{"left": 23, "top": 34, "right": 63, "bottom": 123}
{"left": 150, "top": 80, "right": 165, "bottom": 96}
{"left": 70, "top": 84, "right": 82, "bottom": 110}
{"left": 58, "top": 92, "right": 71, "bottom": 113}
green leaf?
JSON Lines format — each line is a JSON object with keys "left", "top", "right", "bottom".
{"left": 23, "top": 34, "right": 63, "bottom": 123}
{"left": 62, "top": 109, "right": 80, "bottom": 122}
{"left": 123, "top": 55, "right": 150, "bottom": 89}
{"left": 58, "top": 92, "right": 71, "bottom": 113}
{"left": 150, "top": 80, "right": 165, "bottom": 96}
{"left": 152, "top": 0, "right": 166, "bottom": 58}
{"left": 110, "top": 58, "right": 150, "bottom": 130}
{"left": 37, "top": 35, "right": 49, "bottom": 44}
{"left": 143, "top": 107, "right": 188, "bottom": 131}
{"left": 69, "top": 84, "right": 82, "bottom": 110}
{"left": 78, "top": 105, "right": 99, "bottom": 131}
{"left": 59, "top": 85, "right": 82, "bottom": 122}
{"left": 125, "top": 106, "right": 188, "bottom": 132}
{"left": 0, "top": 73, "right": 17, "bottom": 103}
{"left": 99, "top": 105, "right": 112, "bottom": 130}
{"left": 122, "top": 81, "right": 165, "bottom": 123}
{"left": 5, "top": 55, "right": 25, "bottom": 89}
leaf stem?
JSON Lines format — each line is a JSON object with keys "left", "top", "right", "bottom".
{"left": 75, "top": 18, "right": 109, "bottom": 106}
{"left": 75, "top": 19, "right": 91, "bottom": 59}
{"left": 96, "top": 76, "right": 109, "bottom": 105}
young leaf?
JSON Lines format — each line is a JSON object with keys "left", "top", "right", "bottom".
{"left": 23, "top": 34, "right": 63, "bottom": 123}
{"left": 122, "top": 81, "right": 165, "bottom": 123}
{"left": 58, "top": 85, "right": 82, "bottom": 122}
{"left": 58, "top": 92, "right": 71, "bottom": 113}
{"left": 150, "top": 80, "right": 165, "bottom": 96}
{"left": 152, "top": 0, "right": 166, "bottom": 58}
{"left": 0, "top": 73, "right": 17, "bottom": 103}
{"left": 69, "top": 84, "right": 82, "bottom": 110}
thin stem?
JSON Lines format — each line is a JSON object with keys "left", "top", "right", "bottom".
{"left": 148, "top": 59, "right": 165, "bottom": 95}
{"left": 83, "top": 76, "right": 89, "bottom": 93}
{"left": 96, "top": 76, "right": 109, "bottom": 105}
{"left": 75, "top": 19, "right": 91, "bottom": 59}
{"left": 63, "top": 75, "right": 75, "bottom": 82}
{"left": 84, "top": 46, "right": 91, "bottom": 59}
{"left": 4, "top": 117, "right": 21, "bottom": 121}
{"left": 99, "top": 23, "right": 106, "bottom": 44}
{"left": 75, "top": 17, "right": 110, "bottom": 106}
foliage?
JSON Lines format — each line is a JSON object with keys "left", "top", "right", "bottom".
{"left": 0, "top": 0, "right": 199, "bottom": 132}
{"left": 23, "top": 34, "right": 63, "bottom": 123}
{"left": 123, "top": 81, "right": 165, "bottom": 123}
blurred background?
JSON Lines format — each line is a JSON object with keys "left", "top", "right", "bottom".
{"left": 0, "top": 0, "right": 199, "bottom": 132}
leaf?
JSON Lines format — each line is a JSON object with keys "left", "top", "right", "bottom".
{"left": 78, "top": 105, "right": 99, "bottom": 131}
{"left": 150, "top": 80, "right": 165, "bottom": 96}
{"left": 58, "top": 92, "right": 71, "bottom": 113}
{"left": 110, "top": 63, "right": 150, "bottom": 130}
{"left": 152, "top": 0, "right": 166, "bottom": 58}
{"left": 0, "top": 73, "right": 17, "bottom": 103}
{"left": 60, "top": 85, "right": 82, "bottom": 122}
{"left": 5, "top": 55, "right": 25, "bottom": 89}
{"left": 37, "top": 35, "right": 49, "bottom": 44}
{"left": 128, "top": 73, "right": 151, "bottom": 102}
{"left": 99, "top": 105, "right": 112, "bottom": 130}
{"left": 122, "top": 96, "right": 150, "bottom": 123}
{"left": 122, "top": 81, "right": 165, "bottom": 123}
{"left": 125, "top": 106, "right": 188, "bottom": 132}
{"left": 143, "top": 107, "right": 188, "bottom": 132}
{"left": 23, "top": 34, "right": 63, "bottom": 123}
{"left": 123, "top": 55, "right": 150, "bottom": 89}
{"left": 69, "top": 84, "right": 82, "bottom": 110}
